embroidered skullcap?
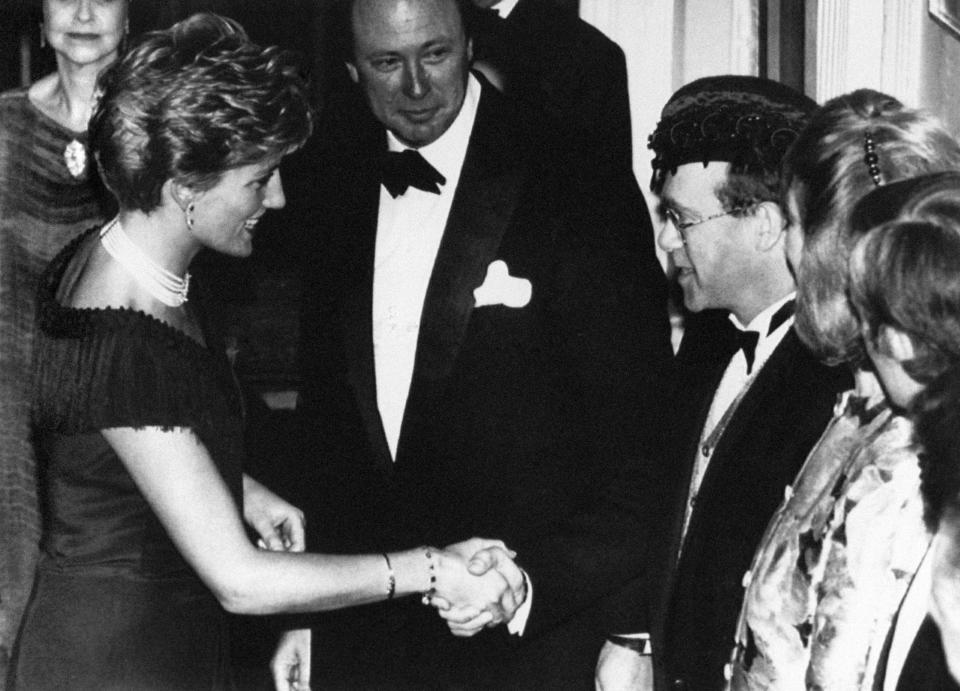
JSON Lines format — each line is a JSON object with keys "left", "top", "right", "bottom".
{"left": 649, "top": 75, "right": 817, "bottom": 190}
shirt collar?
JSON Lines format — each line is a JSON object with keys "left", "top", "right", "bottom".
{"left": 729, "top": 292, "right": 796, "bottom": 336}
{"left": 491, "top": 0, "right": 520, "bottom": 18}
{"left": 386, "top": 73, "right": 482, "bottom": 184}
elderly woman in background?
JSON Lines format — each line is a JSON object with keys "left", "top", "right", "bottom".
{"left": 727, "top": 90, "right": 960, "bottom": 690}
{"left": 844, "top": 171, "right": 960, "bottom": 689}
{"left": 10, "top": 13, "right": 515, "bottom": 690}
{"left": 0, "top": 0, "right": 127, "bottom": 676}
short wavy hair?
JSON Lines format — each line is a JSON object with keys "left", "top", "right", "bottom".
{"left": 783, "top": 89, "right": 960, "bottom": 366}
{"left": 849, "top": 173, "right": 960, "bottom": 386}
{"left": 90, "top": 12, "right": 313, "bottom": 213}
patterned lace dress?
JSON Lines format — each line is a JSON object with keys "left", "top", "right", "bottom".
{"left": 727, "top": 373, "right": 930, "bottom": 690}
{"left": 0, "top": 88, "right": 109, "bottom": 679}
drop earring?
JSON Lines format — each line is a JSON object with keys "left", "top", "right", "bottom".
{"left": 39, "top": 23, "right": 46, "bottom": 49}
{"left": 185, "top": 203, "right": 195, "bottom": 230}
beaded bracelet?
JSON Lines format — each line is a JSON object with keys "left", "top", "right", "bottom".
{"left": 420, "top": 546, "right": 438, "bottom": 605}
{"left": 382, "top": 552, "right": 396, "bottom": 600}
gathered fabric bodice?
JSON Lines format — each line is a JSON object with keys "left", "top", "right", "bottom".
{"left": 728, "top": 380, "right": 930, "bottom": 690}
{"left": 32, "top": 228, "right": 246, "bottom": 579}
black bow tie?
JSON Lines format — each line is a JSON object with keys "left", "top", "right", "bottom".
{"left": 768, "top": 300, "right": 795, "bottom": 335}
{"left": 734, "top": 300, "right": 795, "bottom": 375}
{"left": 734, "top": 330, "right": 761, "bottom": 375}
{"left": 380, "top": 149, "right": 447, "bottom": 198}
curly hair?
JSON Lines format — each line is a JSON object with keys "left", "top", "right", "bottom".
{"left": 90, "top": 12, "right": 313, "bottom": 213}
{"left": 782, "top": 89, "right": 960, "bottom": 366}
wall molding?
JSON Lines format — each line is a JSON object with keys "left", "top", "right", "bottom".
{"left": 806, "top": 0, "right": 922, "bottom": 104}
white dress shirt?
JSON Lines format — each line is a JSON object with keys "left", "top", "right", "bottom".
{"left": 372, "top": 75, "right": 480, "bottom": 460}
{"left": 370, "top": 74, "right": 532, "bottom": 634}
{"left": 491, "top": 0, "right": 520, "bottom": 18}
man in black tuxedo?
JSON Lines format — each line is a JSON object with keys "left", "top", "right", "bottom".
{"left": 293, "top": 0, "right": 672, "bottom": 687}
{"left": 468, "top": 0, "right": 633, "bottom": 172}
{"left": 595, "top": 76, "right": 852, "bottom": 691}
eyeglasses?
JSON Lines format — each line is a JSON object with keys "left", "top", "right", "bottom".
{"left": 663, "top": 206, "right": 753, "bottom": 243}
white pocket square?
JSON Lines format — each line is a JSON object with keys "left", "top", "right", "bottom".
{"left": 473, "top": 260, "right": 532, "bottom": 308}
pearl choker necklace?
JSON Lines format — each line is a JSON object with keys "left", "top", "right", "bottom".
{"left": 100, "top": 218, "right": 191, "bottom": 307}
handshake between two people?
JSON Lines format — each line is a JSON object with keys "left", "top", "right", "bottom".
{"left": 429, "top": 537, "right": 529, "bottom": 638}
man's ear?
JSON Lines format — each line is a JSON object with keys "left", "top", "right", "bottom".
{"left": 879, "top": 325, "right": 917, "bottom": 363}
{"left": 346, "top": 61, "right": 359, "bottom": 84}
{"left": 752, "top": 200, "right": 786, "bottom": 252}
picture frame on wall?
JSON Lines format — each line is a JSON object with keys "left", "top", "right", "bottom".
{"left": 931, "top": 0, "right": 960, "bottom": 38}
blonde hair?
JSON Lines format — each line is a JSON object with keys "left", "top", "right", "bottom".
{"left": 783, "top": 89, "right": 960, "bottom": 365}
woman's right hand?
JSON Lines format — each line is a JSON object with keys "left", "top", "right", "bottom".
{"left": 429, "top": 539, "right": 525, "bottom": 635}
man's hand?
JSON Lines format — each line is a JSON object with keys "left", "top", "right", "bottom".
{"left": 271, "top": 628, "right": 311, "bottom": 691}
{"left": 443, "top": 537, "right": 514, "bottom": 564}
{"left": 431, "top": 540, "right": 527, "bottom": 636}
{"left": 443, "top": 546, "right": 527, "bottom": 636}
{"left": 242, "top": 474, "right": 305, "bottom": 552}
{"left": 595, "top": 639, "right": 653, "bottom": 691}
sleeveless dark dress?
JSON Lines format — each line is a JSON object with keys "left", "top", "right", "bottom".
{"left": 10, "top": 229, "right": 246, "bottom": 690}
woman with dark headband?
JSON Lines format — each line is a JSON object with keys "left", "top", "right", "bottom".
{"left": 727, "top": 90, "right": 960, "bottom": 689}
{"left": 10, "top": 13, "right": 514, "bottom": 690}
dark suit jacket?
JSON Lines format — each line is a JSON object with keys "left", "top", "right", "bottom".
{"left": 292, "top": 76, "right": 672, "bottom": 688}
{"left": 472, "top": 0, "right": 633, "bottom": 173}
{"left": 606, "top": 311, "right": 851, "bottom": 691}
{"left": 886, "top": 615, "right": 960, "bottom": 691}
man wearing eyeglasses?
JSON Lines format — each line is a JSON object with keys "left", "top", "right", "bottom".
{"left": 596, "top": 76, "right": 852, "bottom": 691}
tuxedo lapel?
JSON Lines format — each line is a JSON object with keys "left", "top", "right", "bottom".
{"left": 339, "top": 157, "right": 395, "bottom": 473}
{"left": 662, "top": 348, "right": 731, "bottom": 581}
{"left": 699, "top": 329, "right": 801, "bottom": 471}
{"left": 670, "top": 321, "right": 740, "bottom": 533}
{"left": 676, "top": 329, "right": 801, "bottom": 546}
{"left": 667, "top": 326, "right": 795, "bottom": 574}
{"left": 396, "top": 83, "right": 526, "bottom": 465}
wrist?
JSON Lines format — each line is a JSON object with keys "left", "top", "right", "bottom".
{"left": 390, "top": 546, "right": 438, "bottom": 597}
{"left": 519, "top": 568, "right": 529, "bottom": 602}
{"left": 381, "top": 553, "right": 396, "bottom": 600}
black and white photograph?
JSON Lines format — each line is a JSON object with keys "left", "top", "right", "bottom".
{"left": 2, "top": 1, "right": 960, "bottom": 689}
